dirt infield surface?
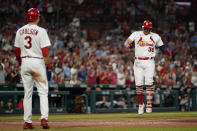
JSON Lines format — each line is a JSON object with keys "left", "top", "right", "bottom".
{"left": 0, "top": 117, "right": 197, "bottom": 129}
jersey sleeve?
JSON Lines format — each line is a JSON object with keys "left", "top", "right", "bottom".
{"left": 128, "top": 32, "right": 136, "bottom": 41}
{"left": 40, "top": 29, "right": 51, "bottom": 48}
{"left": 156, "top": 35, "right": 164, "bottom": 47}
{"left": 14, "top": 30, "right": 20, "bottom": 48}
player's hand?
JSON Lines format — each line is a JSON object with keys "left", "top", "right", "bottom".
{"left": 16, "top": 56, "right": 22, "bottom": 66}
{"left": 165, "top": 49, "right": 171, "bottom": 57}
{"left": 43, "top": 56, "right": 51, "bottom": 65}
{"left": 165, "top": 49, "right": 173, "bottom": 60}
{"left": 165, "top": 50, "right": 172, "bottom": 60}
{"left": 125, "top": 44, "right": 132, "bottom": 50}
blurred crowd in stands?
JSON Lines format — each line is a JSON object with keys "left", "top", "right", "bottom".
{"left": 0, "top": 0, "right": 197, "bottom": 87}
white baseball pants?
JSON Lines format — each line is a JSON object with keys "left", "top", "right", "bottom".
{"left": 21, "top": 58, "right": 49, "bottom": 123}
{"left": 134, "top": 59, "right": 155, "bottom": 86}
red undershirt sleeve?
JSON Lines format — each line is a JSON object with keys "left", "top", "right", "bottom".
{"left": 41, "top": 46, "right": 49, "bottom": 57}
{"left": 14, "top": 47, "right": 21, "bottom": 65}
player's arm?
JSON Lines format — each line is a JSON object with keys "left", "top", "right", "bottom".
{"left": 124, "top": 38, "right": 133, "bottom": 50}
{"left": 40, "top": 29, "right": 52, "bottom": 65}
{"left": 41, "top": 46, "right": 51, "bottom": 65}
{"left": 14, "top": 30, "right": 21, "bottom": 66}
{"left": 159, "top": 45, "right": 171, "bottom": 56}
{"left": 14, "top": 46, "right": 22, "bottom": 66}
{"left": 156, "top": 35, "right": 171, "bottom": 57}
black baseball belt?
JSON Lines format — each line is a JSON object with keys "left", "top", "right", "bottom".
{"left": 21, "top": 56, "right": 43, "bottom": 59}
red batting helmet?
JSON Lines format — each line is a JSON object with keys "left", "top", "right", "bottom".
{"left": 142, "top": 20, "right": 152, "bottom": 29}
{"left": 27, "top": 8, "right": 40, "bottom": 22}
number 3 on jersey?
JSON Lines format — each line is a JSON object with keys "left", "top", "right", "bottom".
{"left": 24, "top": 36, "right": 32, "bottom": 49}
{"left": 148, "top": 47, "right": 154, "bottom": 52}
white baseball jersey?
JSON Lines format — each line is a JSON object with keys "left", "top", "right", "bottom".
{"left": 14, "top": 24, "right": 51, "bottom": 57}
{"left": 129, "top": 31, "right": 163, "bottom": 58}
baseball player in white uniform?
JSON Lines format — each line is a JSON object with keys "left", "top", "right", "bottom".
{"left": 124, "top": 20, "right": 171, "bottom": 114}
{"left": 14, "top": 8, "right": 51, "bottom": 129}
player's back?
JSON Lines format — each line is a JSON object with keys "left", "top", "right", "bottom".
{"left": 15, "top": 24, "right": 46, "bottom": 58}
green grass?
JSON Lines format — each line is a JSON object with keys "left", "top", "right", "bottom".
{"left": 0, "top": 112, "right": 197, "bottom": 120}
{"left": 0, "top": 128, "right": 197, "bottom": 131}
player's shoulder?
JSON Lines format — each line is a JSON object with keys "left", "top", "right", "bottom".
{"left": 150, "top": 32, "right": 161, "bottom": 38}
{"left": 132, "top": 30, "right": 142, "bottom": 34}
{"left": 35, "top": 26, "right": 49, "bottom": 35}
{"left": 36, "top": 25, "right": 47, "bottom": 32}
{"left": 131, "top": 30, "right": 142, "bottom": 35}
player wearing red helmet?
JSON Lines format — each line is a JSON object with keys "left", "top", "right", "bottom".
{"left": 14, "top": 8, "right": 50, "bottom": 129}
{"left": 124, "top": 20, "right": 171, "bottom": 114}
{"left": 142, "top": 20, "right": 152, "bottom": 35}
{"left": 27, "top": 8, "right": 41, "bottom": 22}
{"left": 142, "top": 20, "right": 152, "bottom": 28}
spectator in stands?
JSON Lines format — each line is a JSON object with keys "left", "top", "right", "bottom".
{"left": 0, "top": 100, "right": 4, "bottom": 109}
{"left": 5, "top": 67, "right": 20, "bottom": 84}
{"left": 17, "top": 98, "right": 23, "bottom": 109}
{"left": 188, "top": 20, "right": 195, "bottom": 34}
{"left": 87, "top": 67, "right": 97, "bottom": 84}
{"left": 63, "top": 76, "right": 70, "bottom": 84}
{"left": 164, "top": 85, "right": 174, "bottom": 107}
{"left": 98, "top": 67, "right": 108, "bottom": 84}
{"left": 114, "top": 97, "right": 127, "bottom": 109}
{"left": 185, "top": 87, "right": 192, "bottom": 110}
{"left": 179, "top": 94, "right": 189, "bottom": 112}
{"left": 117, "top": 66, "right": 127, "bottom": 85}
{"left": 55, "top": 62, "right": 64, "bottom": 80}
{"left": 50, "top": 88, "right": 61, "bottom": 107}
{"left": 5, "top": 99, "right": 13, "bottom": 110}
{"left": 0, "top": 64, "right": 6, "bottom": 84}
{"left": 130, "top": 95, "right": 138, "bottom": 109}
{"left": 191, "top": 32, "right": 197, "bottom": 44}
{"left": 176, "top": 68, "right": 184, "bottom": 86}
{"left": 75, "top": 96, "right": 85, "bottom": 113}
{"left": 108, "top": 67, "right": 117, "bottom": 85}
{"left": 63, "top": 62, "right": 71, "bottom": 81}
{"left": 96, "top": 96, "right": 110, "bottom": 109}
{"left": 46, "top": 67, "right": 52, "bottom": 83}
{"left": 54, "top": 36, "right": 64, "bottom": 50}
{"left": 70, "top": 63, "right": 78, "bottom": 78}
{"left": 2, "top": 36, "right": 12, "bottom": 52}
{"left": 125, "top": 71, "right": 135, "bottom": 85}
{"left": 178, "top": 85, "right": 186, "bottom": 110}
{"left": 191, "top": 72, "right": 197, "bottom": 86}
{"left": 153, "top": 87, "right": 161, "bottom": 107}
{"left": 78, "top": 65, "right": 87, "bottom": 83}
{"left": 178, "top": 86, "right": 185, "bottom": 100}
{"left": 50, "top": 68, "right": 58, "bottom": 83}
{"left": 70, "top": 74, "right": 80, "bottom": 84}
{"left": 85, "top": 86, "right": 91, "bottom": 93}
{"left": 56, "top": 75, "right": 65, "bottom": 84}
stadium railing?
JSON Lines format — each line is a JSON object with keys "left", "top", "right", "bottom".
{"left": 0, "top": 90, "right": 69, "bottom": 114}
{"left": 0, "top": 84, "right": 196, "bottom": 114}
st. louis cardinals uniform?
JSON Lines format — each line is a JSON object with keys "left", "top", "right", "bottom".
{"left": 14, "top": 8, "right": 51, "bottom": 129}
{"left": 124, "top": 20, "right": 170, "bottom": 114}
{"left": 129, "top": 30, "right": 163, "bottom": 86}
